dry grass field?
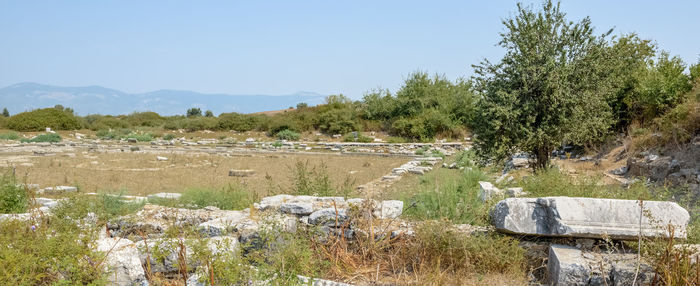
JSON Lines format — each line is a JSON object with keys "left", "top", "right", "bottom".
{"left": 8, "top": 150, "right": 408, "bottom": 196}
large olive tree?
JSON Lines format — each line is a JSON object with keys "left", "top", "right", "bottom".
{"left": 472, "top": 1, "right": 614, "bottom": 169}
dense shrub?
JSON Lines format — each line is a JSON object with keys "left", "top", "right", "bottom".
{"left": 6, "top": 108, "right": 80, "bottom": 131}
{"left": 84, "top": 115, "right": 130, "bottom": 131}
{"left": 362, "top": 73, "right": 474, "bottom": 139}
{"left": 275, "top": 129, "right": 301, "bottom": 140}
{"left": 218, "top": 113, "right": 261, "bottom": 131}
{"left": 316, "top": 108, "right": 358, "bottom": 135}
{"left": 125, "top": 111, "right": 165, "bottom": 127}
{"left": 180, "top": 117, "right": 219, "bottom": 132}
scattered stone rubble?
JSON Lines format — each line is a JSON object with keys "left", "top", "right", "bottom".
{"left": 488, "top": 196, "right": 693, "bottom": 285}
{"left": 83, "top": 195, "right": 405, "bottom": 285}
{"left": 357, "top": 156, "right": 446, "bottom": 194}
{"left": 477, "top": 181, "right": 526, "bottom": 202}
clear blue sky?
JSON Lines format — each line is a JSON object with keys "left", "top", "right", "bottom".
{"left": 1, "top": 0, "right": 698, "bottom": 98}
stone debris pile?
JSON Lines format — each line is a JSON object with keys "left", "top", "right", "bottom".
{"left": 488, "top": 196, "right": 693, "bottom": 285}
{"left": 85, "top": 195, "right": 405, "bottom": 285}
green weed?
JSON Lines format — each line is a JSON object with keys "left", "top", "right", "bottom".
{"left": 276, "top": 129, "right": 301, "bottom": 141}
{"left": 179, "top": 185, "right": 256, "bottom": 210}
{"left": 0, "top": 173, "right": 27, "bottom": 214}
{"left": 20, "top": 133, "right": 62, "bottom": 143}
{"left": 0, "top": 132, "right": 20, "bottom": 140}
{"left": 401, "top": 167, "right": 491, "bottom": 225}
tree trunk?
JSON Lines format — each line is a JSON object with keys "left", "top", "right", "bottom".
{"left": 533, "top": 145, "right": 551, "bottom": 170}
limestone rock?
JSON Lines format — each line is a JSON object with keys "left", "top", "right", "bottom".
{"left": 198, "top": 210, "right": 253, "bottom": 237}
{"left": 279, "top": 202, "right": 314, "bottom": 215}
{"left": 309, "top": 208, "right": 348, "bottom": 226}
{"left": 491, "top": 197, "right": 690, "bottom": 240}
{"left": 95, "top": 237, "right": 147, "bottom": 286}
{"left": 297, "top": 275, "right": 354, "bottom": 286}
{"left": 505, "top": 187, "right": 526, "bottom": 197}
{"left": 372, "top": 200, "right": 403, "bottom": 219}
{"left": 547, "top": 244, "right": 654, "bottom": 286}
{"left": 135, "top": 238, "right": 196, "bottom": 274}
{"left": 478, "top": 181, "right": 501, "bottom": 202}
{"left": 42, "top": 185, "right": 77, "bottom": 194}
{"left": 548, "top": 244, "right": 590, "bottom": 286}
{"left": 229, "top": 169, "right": 256, "bottom": 177}
{"left": 674, "top": 244, "right": 700, "bottom": 264}
{"left": 147, "top": 192, "right": 182, "bottom": 200}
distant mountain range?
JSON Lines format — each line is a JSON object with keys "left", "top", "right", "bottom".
{"left": 0, "top": 82, "right": 327, "bottom": 116}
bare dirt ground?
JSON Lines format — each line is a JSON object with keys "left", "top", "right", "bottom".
{"left": 4, "top": 148, "right": 408, "bottom": 196}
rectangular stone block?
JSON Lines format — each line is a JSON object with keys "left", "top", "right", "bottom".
{"left": 490, "top": 197, "right": 690, "bottom": 240}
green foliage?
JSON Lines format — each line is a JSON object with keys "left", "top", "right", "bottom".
{"left": 0, "top": 173, "right": 27, "bottom": 214}
{"left": 83, "top": 114, "right": 130, "bottom": 131}
{"left": 0, "top": 219, "right": 106, "bottom": 285}
{"left": 96, "top": 128, "right": 130, "bottom": 140}
{"left": 96, "top": 129, "right": 152, "bottom": 141}
{"left": 653, "top": 96, "right": 700, "bottom": 145}
{"left": 125, "top": 112, "right": 164, "bottom": 127}
{"left": 472, "top": 1, "right": 614, "bottom": 169}
{"left": 186, "top": 107, "right": 202, "bottom": 117}
{"left": 2, "top": 108, "right": 9, "bottom": 117}
{"left": 690, "top": 59, "right": 700, "bottom": 84}
{"left": 52, "top": 193, "right": 144, "bottom": 223}
{"left": 204, "top": 110, "right": 214, "bottom": 117}
{"left": 291, "top": 161, "right": 353, "bottom": 197}
{"left": 97, "top": 193, "right": 147, "bottom": 220}
{"left": 0, "top": 132, "right": 20, "bottom": 140}
{"left": 189, "top": 237, "right": 253, "bottom": 285}
{"left": 0, "top": 192, "right": 148, "bottom": 284}
{"left": 20, "top": 133, "right": 62, "bottom": 143}
{"left": 401, "top": 167, "right": 490, "bottom": 225}
{"left": 415, "top": 146, "right": 429, "bottom": 156}
{"left": 178, "top": 186, "right": 256, "bottom": 210}
{"left": 408, "top": 221, "right": 526, "bottom": 276}
{"left": 521, "top": 168, "right": 655, "bottom": 200}
{"left": 362, "top": 73, "right": 475, "bottom": 140}
{"left": 7, "top": 107, "right": 81, "bottom": 131}
{"left": 276, "top": 129, "right": 301, "bottom": 141}
{"left": 316, "top": 107, "right": 358, "bottom": 135}
{"left": 180, "top": 117, "right": 219, "bottom": 132}
{"left": 623, "top": 52, "right": 693, "bottom": 125}
{"left": 162, "top": 133, "right": 175, "bottom": 140}
{"left": 125, "top": 133, "right": 153, "bottom": 142}
{"left": 245, "top": 224, "right": 327, "bottom": 283}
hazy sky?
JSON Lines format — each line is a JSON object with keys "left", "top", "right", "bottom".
{"left": 1, "top": 0, "right": 698, "bottom": 98}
